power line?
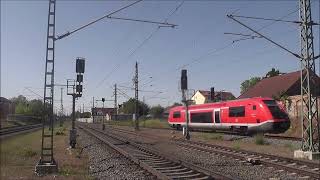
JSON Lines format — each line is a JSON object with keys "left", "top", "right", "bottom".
{"left": 56, "top": 0, "right": 144, "bottom": 40}
{"left": 230, "top": 8, "right": 299, "bottom": 43}
{"left": 95, "top": 1, "right": 184, "bottom": 88}
{"left": 177, "top": 42, "right": 234, "bottom": 70}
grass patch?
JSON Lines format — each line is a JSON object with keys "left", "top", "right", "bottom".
{"left": 107, "top": 120, "right": 134, "bottom": 127}
{"left": 1, "top": 121, "right": 90, "bottom": 179}
{"left": 18, "top": 147, "right": 37, "bottom": 158}
{"left": 107, "top": 119, "right": 171, "bottom": 129}
{"left": 254, "top": 134, "right": 269, "bottom": 145}
{"left": 59, "top": 165, "right": 76, "bottom": 176}
{"left": 284, "top": 143, "right": 295, "bottom": 150}
{"left": 199, "top": 132, "right": 223, "bottom": 140}
{"left": 140, "top": 119, "right": 170, "bottom": 128}
{"left": 55, "top": 126, "right": 67, "bottom": 136}
{"left": 232, "top": 141, "right": 241, "bottom": 150}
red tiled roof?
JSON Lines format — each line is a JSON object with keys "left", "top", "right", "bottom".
{"left": 92, "top": 108, "right": 115, "bottom": 116}
{"left": 238, "top": 70, "right": 319, "bottom": 99}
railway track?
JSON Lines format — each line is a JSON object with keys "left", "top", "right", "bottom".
{"left": 0, "top": 123, "right": 42, "bottom": 137}
{"left": 78, "top": 124, "right": 235, "bottom": 180}
{"left": 107, "top": 124, "right": 302, "bottom": 142}
{"left": 175, "top": 139, "right": 320, "bottom": 179}
{"left": 101, "top": 124, "right": 320, "bottom": 179}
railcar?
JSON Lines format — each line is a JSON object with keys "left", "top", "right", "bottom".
{"left": 168, "top": 97, "right": 290, "bottom": 134}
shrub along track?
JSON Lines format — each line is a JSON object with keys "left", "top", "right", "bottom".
{"left": 78, "top": 123, "right": 235, "bottom": 180}
{"left": 97, "top": 124, "right": 320, "bottom": 179}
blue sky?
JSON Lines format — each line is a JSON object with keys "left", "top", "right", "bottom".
{"left": 1, "top": 0, "right": 319, "bottom": 114}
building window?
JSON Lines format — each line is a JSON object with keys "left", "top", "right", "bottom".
{"left": 191, "top": 112, "right": 213, "bottom": 123}
{"left": 253, "top": 105, "right": 256, "bottom": 110}
{"left": 229, "top": 106, "right": 245, "bottom": 117}
{"left": 173, "top": 111, "right": 181, "bottom": 118}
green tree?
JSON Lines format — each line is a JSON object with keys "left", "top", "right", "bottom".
{"left": 240, "top": 77, "right": 261, "bottom": 94}
{"left": 171, "top": 102, "right": 182, "bottom": 107}
{"left": 266, "top": 68, "right": 281, "bottom": 78}
{"left": 150, "top": 105, "right": 164, "bottom": 118}
{"left": 10, "top": 95, "right": 27, "bottom": 105}
{"left": 119, "top": 98, "right": 149, "bottom": 116}
{"left": 28, "top": 99, "right": 44, "bottom": 116}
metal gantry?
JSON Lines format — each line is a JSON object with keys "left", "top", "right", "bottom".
{"left": 35, "top": 0, "right": 57, "bottom": 174}
{"left": 299, "top": 0, "right": 319, "bottom": 152}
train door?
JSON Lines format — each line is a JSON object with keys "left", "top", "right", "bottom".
{"left": 214, "top": 109, "right": 221, "bottom": 123}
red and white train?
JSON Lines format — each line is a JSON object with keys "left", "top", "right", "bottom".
{"left": 168, "top": 97, "right": 290, "bottom": 134}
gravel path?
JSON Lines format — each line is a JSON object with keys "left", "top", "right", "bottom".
{"left": 77, "top": 128, "right": 155, "bottom": 180}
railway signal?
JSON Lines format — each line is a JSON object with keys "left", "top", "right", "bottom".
{"left": 67, "top": 57, "right": 86, "bottom": 149}
{"left": 181, "top": 69, "right": 190, "bottom": 140}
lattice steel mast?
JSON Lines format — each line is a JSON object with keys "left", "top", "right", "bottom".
{"left": 299, "top": 0, "right": 319, "bottom": 152}
{"left": 35, "top": 0, "right": 58, "bottom": 174}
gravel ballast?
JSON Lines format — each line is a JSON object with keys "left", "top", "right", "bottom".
{"left": 77, "top": 129, "right": 154, "bottom": 180}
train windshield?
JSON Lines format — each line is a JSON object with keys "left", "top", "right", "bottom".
{"left": 263, "top": 100, "right": 288, "bottom": 119}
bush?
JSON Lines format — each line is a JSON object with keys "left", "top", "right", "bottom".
{"left": 55, "top": 126, "right": 66, "bottom": 135}
{"left": 232, "top": 141, "right": 241, "bottom": 150}
{"left": 254, "top": 134, "right": 268, "bottom": 145}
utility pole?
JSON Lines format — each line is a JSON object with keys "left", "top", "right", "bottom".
{"left": 60, "top": 87, "right": 64, "bottom": 127}
{"left": 181, "top": 69, "right": 190, "bottom": 140}
{"left": 82, "top": 103, "right": 84, "bottom": 114}
{"left": 92, "top": 97, "right": 95, "bottom": 123}
{"left": 134, "top": 62, "right": 139, "bottom": 130}
{"left": 298, "top": 0, "right": 319, "bottom": 157}
{"left": 114, "top": 84, "right": 118, "bottom": 120}
{"left": 102, "top": 98, "right": 105, "bottom": 130}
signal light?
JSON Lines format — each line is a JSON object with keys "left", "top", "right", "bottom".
{"left": 76, "top": 58, "right": 85, "bottom": 73}
{"left": 181, "top": 69, "right": 188, "bottom": 90}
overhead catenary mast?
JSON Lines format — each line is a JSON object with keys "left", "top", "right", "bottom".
{"left": 227, "top": 0, "right": 319, "bottom": 159}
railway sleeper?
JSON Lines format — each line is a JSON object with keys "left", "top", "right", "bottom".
{"left": 154, "top": 165, "right": 183, "bottom": 170}
{"left": 160, "top": 167, "right": 189, "bottom": 173}
{"left": 169, "top": 172, "right": 203, "bottom": 179}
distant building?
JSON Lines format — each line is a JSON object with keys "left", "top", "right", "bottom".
{"left": 91, "top": 107, "right": 115, "bottom": 123}
{"left": 238, "top": 70, "right": 320, "bottom": 119}
{"left": 0, "top": 97, "right": 15, "bottom": 122}
{"left": 191, "top": 90, "right": 235, "bottom": 105}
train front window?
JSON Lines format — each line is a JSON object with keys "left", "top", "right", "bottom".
{"left": 173, "top": 111, "right": 181, "bottom": 118}
{"left": 263, "top": 100, "right": 288, "bottom": 119}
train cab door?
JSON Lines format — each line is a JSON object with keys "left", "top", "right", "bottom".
{"left": 214, "top": 109, "right": 221, "bottom": 124}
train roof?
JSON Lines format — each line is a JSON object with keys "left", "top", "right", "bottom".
{"left": 169, "top": 97, "right": 274, "bottom": 111}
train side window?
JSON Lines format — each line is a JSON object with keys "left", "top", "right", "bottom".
{"left": 253, "top": 105, "right": 256, "bottom": 110}
{"left": 190, "top": 112, "right": 213, "bottom": 123}
{"left": 173, "top": 111, "right": 181, "bottom": 118}
{"left": 229, "top": 106, "right": 245, "bottom": 117}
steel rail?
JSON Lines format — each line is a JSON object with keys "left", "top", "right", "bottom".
{"left": 0, "top": 124, "right": 42, "bottom": 136}
{"left": 78, "top": 123, "right": 235, "bottom": 180}
{"left": 176, "top": 139, "right": 320, "bottom": 179}
{"left": 102, "top": 125, "right": 319, "bottom": 178}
